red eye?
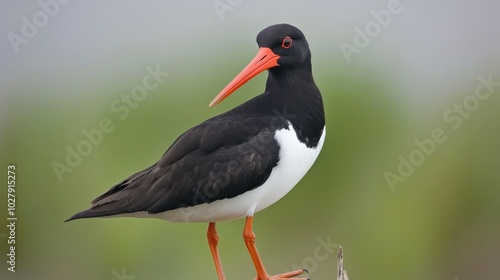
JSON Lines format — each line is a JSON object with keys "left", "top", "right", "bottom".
{"left": 281, "top": 36, "right": 292, "bottom": 48}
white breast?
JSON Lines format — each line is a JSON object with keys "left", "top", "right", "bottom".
{"left": 127, "top": 124, "right": 326, "bottom": 223}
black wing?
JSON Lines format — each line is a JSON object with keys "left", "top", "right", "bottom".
{"left": 66, "top": 114, "right": 288, "bottom": 221}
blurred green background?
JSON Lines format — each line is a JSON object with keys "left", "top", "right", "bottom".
{"left": 1, "top": 1, "right": 499, "bottom": 280}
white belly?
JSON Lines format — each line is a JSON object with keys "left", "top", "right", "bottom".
{"left": 126, "top": 124, "right": 326, "bottom": 223}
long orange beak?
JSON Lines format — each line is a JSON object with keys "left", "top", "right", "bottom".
{"left": 209, "top": 47, "right": 280, "bottom": 107}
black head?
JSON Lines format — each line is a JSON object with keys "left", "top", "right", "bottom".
{"left": 256, "top": 23, "right": 310, "bottom": 69}
{"left": 209, "top": 23, "right": 313, "bottom": 107}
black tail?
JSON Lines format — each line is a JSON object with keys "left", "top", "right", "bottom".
{"left": 65, "top": 165, "right": 156, "bottom": 223}
{"left": 64, "top": 208, "right": 123, "bottom": 222}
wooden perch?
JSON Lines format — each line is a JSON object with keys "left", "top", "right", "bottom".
{"left": 337, "top": 246, "right": 349, "bottom": 280}
{"left": 244, "top": 245, "right": 349, "bottom": 279}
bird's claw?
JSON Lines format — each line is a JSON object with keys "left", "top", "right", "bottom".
{"left": 252, "top": 268, "right": 309, "bottom": 280}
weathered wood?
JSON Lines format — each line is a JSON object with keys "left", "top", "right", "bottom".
{"left": 337, "top": 246, "right": 349, "bottom": 280}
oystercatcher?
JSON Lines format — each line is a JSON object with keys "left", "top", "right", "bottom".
{"left": 67, "top": 23, "right": 325, "bottom": 280}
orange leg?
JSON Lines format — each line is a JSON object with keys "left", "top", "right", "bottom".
{"left": 207, "top": 222, "right": 226, "bottom": 280}
{"left": 243, "top": 216, "right": 308, "bottom": 280}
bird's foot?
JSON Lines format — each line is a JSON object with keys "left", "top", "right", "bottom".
{"left": 252, "top": 269, "right": 309, "bottom": 280}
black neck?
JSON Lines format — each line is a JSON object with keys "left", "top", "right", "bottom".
{"left": 264, "top": 61, "right": 325, "bottom": 148}
{"left": 226, "top": 57, "right": 325, "bottom": 148}
{"left": 266, "top": 59, "right": 314, "bottom": 92}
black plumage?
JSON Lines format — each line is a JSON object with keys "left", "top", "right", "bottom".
{"left": 67, "top": 23, "right": 326, "bottom": 280}
{"left": 66, "top": 23, "right": 324, "bottom": 223}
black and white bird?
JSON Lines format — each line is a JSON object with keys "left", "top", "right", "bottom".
{"left": 67, "top": 23, "right": 325, "bottom": 280}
